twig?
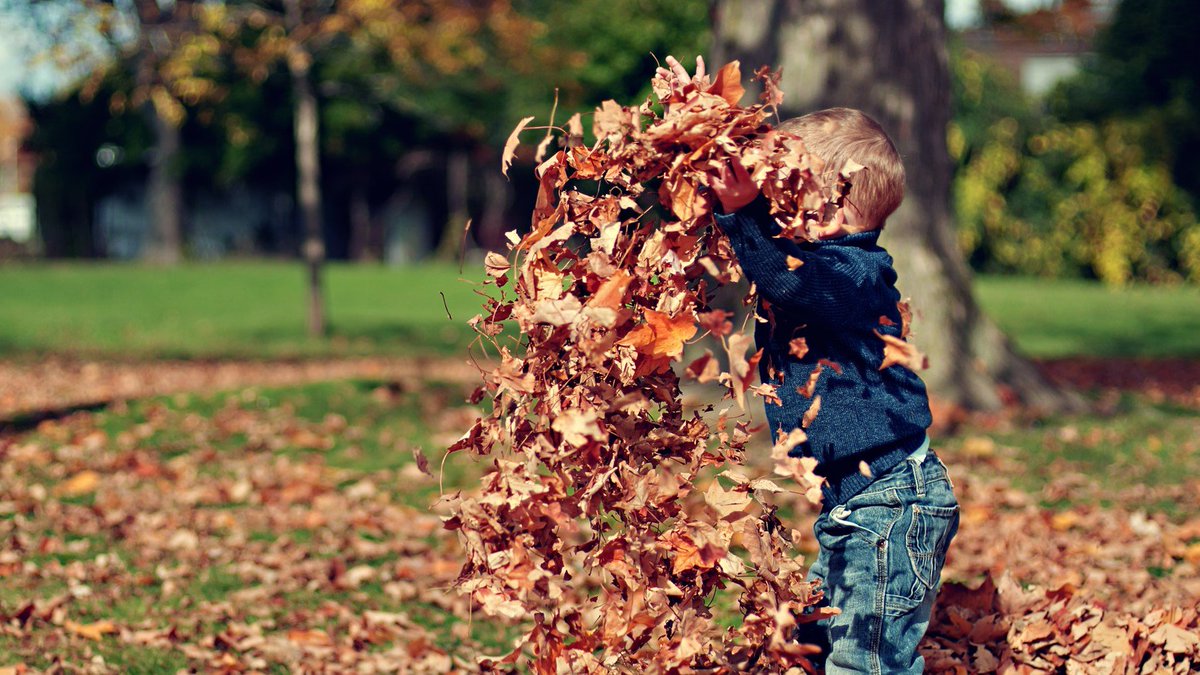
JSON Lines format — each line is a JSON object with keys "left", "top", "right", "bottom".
{"left": 457, "top": 218, "right": 473, "bottom": 274}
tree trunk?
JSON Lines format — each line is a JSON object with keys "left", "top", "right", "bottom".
{"left": 283, "top": 0, "right": 325, "bottom": 337}
{"left": 291, "top": 62, "right": 325, "bottom": 337}
{"left": 436, "top": 147, "right": 471, "bottom": 260}
{"left": 142, "top": 91, "right": 184, "bottom": 264}
{"left": 348, "top": 178, "right": 377, "bottom": 261}
{"left": 713, "top": 0, "right": 1080, "bottom": 412}
{"left": 478, "top": 163, "right": 512, "bottom": 252}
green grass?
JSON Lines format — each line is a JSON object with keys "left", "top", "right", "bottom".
{"left": 1, "top": 263, "right": 1198, "bottom": 360}
{"left": 974, "top": 275, "right": 1200, "bottom": 358}
{"left": 0, "top": 261, "right": 489, "bottom": 359}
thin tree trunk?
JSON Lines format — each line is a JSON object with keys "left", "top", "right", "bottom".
{"left": 291, "top": 62, "right": 325, "bottom": 337}
{"left": 130, "top": 0, "right": 186, "bottom": 264}
{"left": 284, "top": 0, "right": 325, "bottom": 337}
{"left": 142, "top": 91, "right": 184, "bottom": 264}
{"left": 436, "top": 147, "right": 470, "bottom": 260}
{"left": 348, "top": 178, "right": 376, "bottom": 261}
{"left": 713, "top": 0, "right": 1081, "bottom": 412}
{"left": 478, "top": 164, "right": 511, "bottom": 252}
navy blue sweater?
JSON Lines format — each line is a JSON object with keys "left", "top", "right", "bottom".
{"left": 714, "top": 200, "right": 932, "bottom": 508}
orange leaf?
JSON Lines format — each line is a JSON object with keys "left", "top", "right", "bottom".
{"left": 588, "top": 270, "right": 633, "bottom": 310}
{"left": 710, "top": 61, "right": 745, "bottom": 106}
{"left": 56, "top": 471, "right": 100, "bottom": 497}
{"left": 65, "top": 619, "right": 117, "bottom": 641}
{"left": 619, "top": 309, "right": 696, "bottom": 359}
{"left": 288, "top": 629, "right": 333, "bottom": 647}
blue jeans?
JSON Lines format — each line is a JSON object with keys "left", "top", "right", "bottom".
{"left": 796, "top": 450, "right": 959, "bottom": 674}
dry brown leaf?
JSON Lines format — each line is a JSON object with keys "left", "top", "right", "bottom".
{"left": 710, "top": 60, "right": 746, "bottom": 106}
{"left": 287, "top": 629, "right": 333, "bottom": 647}
{"left": 501, "top": 116, "right": 535, "bottom": 178}
{"left": 788, "top": 337, "right": 809, "bottom": 359}
{"left": 876, "top": 331, "right": 928, "bottom": 372}
{"left": 55, "top": 470, "right": 100, "bottom": 497}
{"left": 801, "top": 395, "right": 821, "bottom": 428}
{"left": 685, "top": 351, "right": 721, "bottom": 383}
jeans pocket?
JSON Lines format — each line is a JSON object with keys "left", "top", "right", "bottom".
{"left": 905, "top": 503, "right": 959, "bottom": 592}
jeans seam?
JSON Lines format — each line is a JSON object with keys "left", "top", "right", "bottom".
{"left": 871, "top": 514, "right": 893, "bottom": 675}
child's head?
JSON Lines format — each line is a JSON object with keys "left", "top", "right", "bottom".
{"left": 776, "top": 108, "right": 905, "bottom": 233}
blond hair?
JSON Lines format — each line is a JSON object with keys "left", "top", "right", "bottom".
{"left": 776, "top": 108, "right": 905, "bottom": 231}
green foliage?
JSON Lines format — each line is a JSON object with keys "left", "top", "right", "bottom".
{"left": 1048, "top": 0, "right": 1200, "bottom": 199}
{"left": 950, "top": 48, "right": 1200, "bottom": 285}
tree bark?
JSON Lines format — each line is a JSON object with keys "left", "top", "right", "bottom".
{"left": 713, "top": 0, "right": 1080, "bottom": 412}
{"left": 285, "top": 0, "right": 325, "bottom": 337}
{"left": 436, "top": 147, "right": 471, "bottom": 261}
{"left": 143, "top": 106, "right": 183, "bottom": 264}
{"left": 348, "top": 177, "right": 377, "bottom": 261}
{"left": 126, "top": 0, "right": 187, "bottom": 264}
{"left": 478, "top": 162, "right": 512, "bottom": 252}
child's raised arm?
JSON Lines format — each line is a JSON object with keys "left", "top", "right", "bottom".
{"left": 715, "top": 203, "right": 891, "bottom": 327}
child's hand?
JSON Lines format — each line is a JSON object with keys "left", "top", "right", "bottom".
{"left": 654, "top": 55, "right": 711, "bottom": 112}
{"left": 662, "top": 55, "right": 707, "bottom": 86}
{"left": 710, "top": 158, "right": 759, "bottom": 214}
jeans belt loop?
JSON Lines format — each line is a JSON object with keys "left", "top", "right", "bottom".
{"left": 912, "top": 453, "right": 926, "bottom": 497}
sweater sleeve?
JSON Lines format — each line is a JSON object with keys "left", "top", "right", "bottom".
{"left": 714, "top": 201, "right": 882, "bottom": 326}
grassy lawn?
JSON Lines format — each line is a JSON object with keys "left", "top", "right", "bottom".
{"left": 1, "top": 262, "right": 1198, "bottom": 360}
{"left": 974, "top": 275, "right": 1200, "bottom": 358}
{"left": 0, "top": 261, "right": 486, "bottom": 359}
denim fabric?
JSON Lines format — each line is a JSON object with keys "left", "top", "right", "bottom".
{"left": 795, "top": 449, "right": 959, "bottom": 674}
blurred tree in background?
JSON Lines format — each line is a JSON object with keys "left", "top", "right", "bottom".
{"left": 12, "top": 0, "right": 1198, "bottom": 290}
{"left": 950, "top": 0, "right": 1200, "bottom": 286}
{"left": 15, "top": 0, "right": 709, "bottom": 264}
{"left": 1050, "top": 0, "right": 1200, "bottom": 200}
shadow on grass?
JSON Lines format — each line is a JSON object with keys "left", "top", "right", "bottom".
{"left": 1, "top": 400, "right": 111, "bottom": 435}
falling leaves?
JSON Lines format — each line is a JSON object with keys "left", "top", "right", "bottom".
{"left": 446, "top": 61, "right": 836, "bottom": 671}
{"left": 877, "top": 331, "right": 929, "bottom": 372}
{"left": 501, "top": 116, "right": 535, "bottom": 178}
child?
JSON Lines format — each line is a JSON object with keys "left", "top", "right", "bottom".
{"left": 708, "top": 105, "right": 961, "bottom": 672}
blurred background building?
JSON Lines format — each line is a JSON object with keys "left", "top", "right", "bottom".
{"left": 0, "top": 95, "right": 35, "bottom": 249}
